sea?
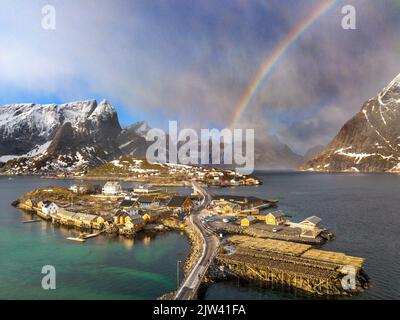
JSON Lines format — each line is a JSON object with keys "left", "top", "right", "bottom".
{"left": 0, "top": 172, "right": 399, "bottom": 300}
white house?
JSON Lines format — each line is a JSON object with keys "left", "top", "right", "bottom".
{"left": 299, "top": 216, "right": 322, "bottom": 229}
{"left": 41, "top": 202, "right": 59, "bottom": 215}
{"left": 102, "top": 182, "right": 122, "bottom": 195}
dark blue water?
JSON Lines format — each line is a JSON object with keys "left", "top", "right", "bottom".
{"left": 203, "top": 171, "right": 400, "bottom": 300}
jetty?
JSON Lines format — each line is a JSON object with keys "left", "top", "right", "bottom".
{"left": 66, "top": 230, "right": 105, "bottom": 242}
{"left": 215, "top": 236, "right": 368, "bottom": 295}
{"left": 22, "top": 219, "right": 41, "bottom": 224}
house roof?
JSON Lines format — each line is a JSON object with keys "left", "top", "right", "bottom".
{"left": 268, "top": 210, "right": 285, "bottom": 218}
{"left": 242, "top": 216, "right": 256, "bottom": 222}
{"left": 130, "top": 217, "right": 145, "bottom": 224}
{"left": 104, "top": 181, "right": 121, "bottom": 187}
{"left": 303, "top": 216, "right": 322, "bottom": 225}
{"left": 167, "top": 196, "right": 189, "bottom": 208}
{"left": 138, "top": 195, "right": 158, "bottom": 203}
{"left": 120, "top": 199, "right": 136, "bottom": 207}
{"left": 114, "top": 210, "right": 129, "bottom": 217}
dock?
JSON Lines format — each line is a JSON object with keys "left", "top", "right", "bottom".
{"left": 22, "top": 219, "right": 41, "bottom": 224}
{"left": 66, "top": 230, "right": 105, "bottom": 243}
{"left": 215, "top": 236, "right": 369, "bottom": 296}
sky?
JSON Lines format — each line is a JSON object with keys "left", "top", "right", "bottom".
{"left": 1, "top": 0, "right": 400, "bottom": 154}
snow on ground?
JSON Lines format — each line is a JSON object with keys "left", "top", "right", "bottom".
{"left": 0, "top": 140, "right": 52, "bottom": 162}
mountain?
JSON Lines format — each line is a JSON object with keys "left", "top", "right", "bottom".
{"left": 255, "top": 135, "right": 304, "bottom": 169}
{"left": 303, "top": 145, "right": 325, "bottom": 162}
{"left": 0, "top": 99, "right": 304, "bottom": 175}
{"left": 301, "top": 73, "right": 400, "bottom": 173}
{"left": 116, "top": 121, "right": 152, "bottom": 158}
{"left": 0, "top": 100, "right": 122, "bottom": 175}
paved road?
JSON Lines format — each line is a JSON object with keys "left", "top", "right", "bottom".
{"left": 174, "top": 182, "right": 219, "bottom": 300}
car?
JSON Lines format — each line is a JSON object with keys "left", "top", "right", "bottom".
{"left": 272, "top": 228, "right": 278, "bottom": 233}
{"left": 222, "top": 218, "right": 229, "bottom": 223}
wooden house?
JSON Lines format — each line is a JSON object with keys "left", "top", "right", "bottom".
{"left": 24, "top": 199, "right": 34, "bottom": 208}
{"left": 137, "top": 195, "right": 159, "bottom": 207}
{"left": 125, "top": 217, "right": 146, "bottom": 231}
{"left": 102, "top": 182, "right": 122, "bottom": 195}
{"left": 142, "top": 211, "right": 160, "bottom": 222}
{"left": 41, "top": 202, "right": 59, "bottom": 216}
{"left": 119, "top": 199, "right": 137, "bottom": 210}
{"left": 240, "top": 216, "right": 257, "bottom": 227}
{"left": 167, "top": 196, "right": 193, "bottom": 213}
{"left": 299, "top": 216, "right": 322, "bottom": 229}
{"left": 265, "top": 211, "right": 286, "bottom": 226}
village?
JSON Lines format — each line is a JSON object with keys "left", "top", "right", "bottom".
{"left": 14, "top": 179, "right": 331, "bottom": 244}
{"left": 15, "top": 181, "right": 200, "bottom": 240}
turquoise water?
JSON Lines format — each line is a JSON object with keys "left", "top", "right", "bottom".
{"left": 0, "top": 177, "right": 189, "bottom": 299}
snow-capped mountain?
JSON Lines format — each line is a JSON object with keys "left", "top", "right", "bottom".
{"left": 301, "top": 73, "right": 400, "bottom": 173}
{"left": 0, "top": 98, "right": 305, "bottom": 175}
{"left": 0, "top": 100, "right": 122, "bottom": 175}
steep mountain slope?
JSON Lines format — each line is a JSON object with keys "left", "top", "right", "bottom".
{"left": 0, "top": 100, "right": 122, "bottom": 175}
{"left": 301, "top": 73, "right": 400, "bottom": 173}
{"left": 116, "top": 121, "right": 152, "bottom": 158}
{"left": 0, "top": 100, "right": 97, "bottom": 159}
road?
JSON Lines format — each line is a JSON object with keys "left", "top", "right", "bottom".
{"left": 174, "top": 182, "right": 219, "bottom": 300}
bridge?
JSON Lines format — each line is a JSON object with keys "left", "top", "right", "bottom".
{"left": 173, "top": 182, "right": 219, "bottom": 300}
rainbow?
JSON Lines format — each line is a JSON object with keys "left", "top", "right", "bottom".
{"left": 230, "top": 0, "right": 338, "bottom": 128}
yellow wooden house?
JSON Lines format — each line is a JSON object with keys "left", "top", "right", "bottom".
{"left": 25, "top": 199, "right": 34, "bottom": 208}
{"left": 143, "top": 212, "right": 160, "bottom": 222}
{"left": 265, "top": 211, "right": 286, "bottom": 226}
{"left": 240, "top": 216, "right": 257, "bottom": 227}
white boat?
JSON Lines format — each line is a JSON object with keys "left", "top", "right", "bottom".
{"left": 66, "top": 236, "right": 86, "bottom": 242}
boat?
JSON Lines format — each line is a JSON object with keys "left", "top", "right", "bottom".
{"left": 66, "top": 236, "right": 86, "bottom": 242}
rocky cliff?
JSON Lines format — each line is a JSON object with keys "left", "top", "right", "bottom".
{"left": 301, "top": 73, "right": 400, "bottom": 173}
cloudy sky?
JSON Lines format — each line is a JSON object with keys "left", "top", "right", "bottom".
{"left": 1, "top": 0, "right": 400, "bottom": 154}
